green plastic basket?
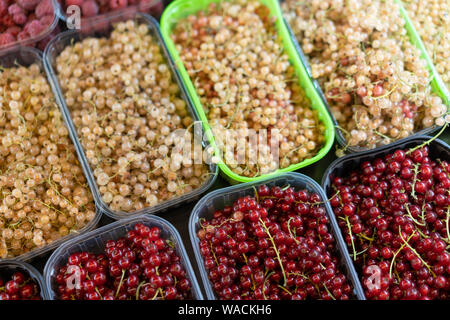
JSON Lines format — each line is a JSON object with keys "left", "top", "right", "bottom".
{"left": 397, "top": 0, "right": 449, "bottom": 105}
{"left": 160, "top": 0, "right": 335, "bottom": 184}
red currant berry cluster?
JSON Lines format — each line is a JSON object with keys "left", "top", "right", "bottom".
{"left": 330, "top": 146, "right": 450, "bottom": 300}
{"left": 55, "top": 223, "right": 193, "bottom": 300}
{"left": 0, "top": 271, "right": 42, "bottom": 300}
{"left": 197, "top": 184, "right": 354, "bottom": 300}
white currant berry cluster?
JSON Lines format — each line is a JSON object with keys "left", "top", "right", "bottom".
{"left": 172, "top": 0, "right": 326, "bottom": 177}
{"left": 0, "top": 63, "right": 96, "bottom": 258}
{"left": 282, "top": 0, "right": 448, "bottom": 149}
{"left": 55, "top": 20, "right": 210, "bottom": 214}
{"left": 403, "top": 0, "right": 449, "bottom": 87}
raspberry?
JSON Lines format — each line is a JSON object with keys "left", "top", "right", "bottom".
{"left": 6, "top": 26, "right": 21, "bottom": 37}
{"left": 0, "top": 0, "right": 8, "bottom": 16}
{"left": 0, "top": 32, "right": 15, "bottom": 46}
{"left": 17, "top": 0, "right": 41, "bottom": 11}
{"left": 8, "top": 4, "right": 25, "bottom": 16}
{"left": 24, "top": 20, "right": 43, "bottom": 37}
{"left": 17, "top": 30, "right": 29, "bottom": 41}
{"left": 39, "top": 15, "right": 54, "bottom": 28}
{"left": 13, "top": 13, "right": 27, "bottom": 25}
{"left": 81, "top": 0, "right": 99, "bottom": 17}
{"left": 35, "top": 0, "right": 54, "bottom": 18}
{"left": 65, "top": 0, "right": 84, "bottom": 6}
{"left": 109, "top": 0, "right": 128, "bottom": 10}
{"left": 2, "top": 14, "right": 15, "bottom": 28}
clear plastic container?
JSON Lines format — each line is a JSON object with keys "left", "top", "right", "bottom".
{"left": 321, "top": 135, "right": 449, "bottom": 298}
{"left": 280, "top": 0, "right": 449, "bottom": 154}
{"left": 43, "top": 12, "right": 218, "bottom": 220}
{"left": 0, "top": 260, "right": 49, "bottom": 300}
{"left": 0, "top": 47, "right": 102, "bottom": 262}
{"left": 0, "top": 0, "right": 60, "bottom": 54}
{"left": 160, "top": 0, "right": 336, "bottom": 184}
{"left": 43, "top": 214, "right": 204, "bottom": 300}
{"left": 189, "top": 172, "right": 366, "bottom": 300}
{"left": 56, "top": 0, "right": 165, "bottom": 28}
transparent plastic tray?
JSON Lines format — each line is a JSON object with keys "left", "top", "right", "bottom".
{"left": 0, "top": 47, "right": 102, "bottom": 262}
{"left": 321, "top": 135, "right": 449, "bottom": 298}
{"left": 280, "top": 0, "right": 449, "bottom": 154}
{"left": 0, "top": 260, "right": 49, "bottom": 300}
{"left": 160, "top": 0, "right": 336, "bottom": 184}
{"left": 189, "top": 172, "right": 366, "bottom": 300}
{"left": 0, "top": 0, "right": 60, "bottom": 54}
{"left": 43, "top": 214, "right": 204, "bottom": 300}
{"left": 43, "top": 12, "right": 218, "bottom": 220}
{"left": 57, "top": 0, "right": 165, "bottom": 29}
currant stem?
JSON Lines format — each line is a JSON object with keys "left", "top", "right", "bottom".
{"left": 259, "top": 218, "right": 287, "bottom": 286}
{"left": 344, "top": 216, "right": 357, "bottom": 261}
{"left": 115, "top": 269, "right": 126, "bottom": 299}
{"left": 323, "top": 284, "right": 336, "bottom": 300}
{"left": 406, "top": 122, "right": 449, "bottom": 155}
{"left": 287, "top": 217, "right": 300, "bottom": 245}
{"left": 398, "top": 227, "right": 436, "bottom": 278}
{"left": 262, "top": 271, "right": 274, "bottom": 300}
{"left": 389, "top": 229, "right": 415, "bottom": 279}
{"left": 410, "top": 163, "right": 420, "bottom": 200}
{"left": 135, "top": 281, "right": 147, "bottom": 300}
{"left": 405, "top": 203, "right": 426, "bottom": 227}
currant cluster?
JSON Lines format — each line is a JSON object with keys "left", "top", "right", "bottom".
{"left": 282, "top": 0, "right": 448, "bottom": 149}
{"left": 0, "top": 63, "right": 96, "bottom": 259}
{"left": 403, "top": 0, "right": 449, "bottom": 87}
{"left": 0, "top": 0, "right": 56, "bottom": 48}
{"left": 197, "top": 185, "right": 354, "bottom": 300}
{"left": 0, "top": 271, "right": 42, "bottom": 300}
{"left": 172, "top": 0, "right": 326, "bottom": 177}
{"left": 55, "top": 223, "right": 193, "bottom": 300}
{"left": 330, "top": 145, "right": 450, "bottom": 299}
{"left": 56, "top": 20, "right": 210, "bottom": 213}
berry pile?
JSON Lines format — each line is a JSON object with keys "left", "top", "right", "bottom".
{"left": 0, "top": 63, "right": 96, "bottom": 259}
{"left": 282, "top": 0, "right": 448, "bottom": 149}
{"left": 61, "top": 0, "right": 161, "bottom": 18}
{"left": 402, "top": 0, "right": 449, "bottom": 87}
{"left": 0, "top": 270, "right": 42, "bottom": 300}
{"left": 329, "top": 145, "right": 450, "bottom": 299}
{"left": 197, "top": 185, "right": 354, "bottom": 300}
{"left": 55, "top": 20, "right": 210, "bottom": 213}
{"left": 0, "top": 0, "right": 55, "bottom": 48}
{"left": 172, "top": 0, "right": 326, "bottom": 177}
{"left": 55, "top": 223, "right": 193, "bottom": 300}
